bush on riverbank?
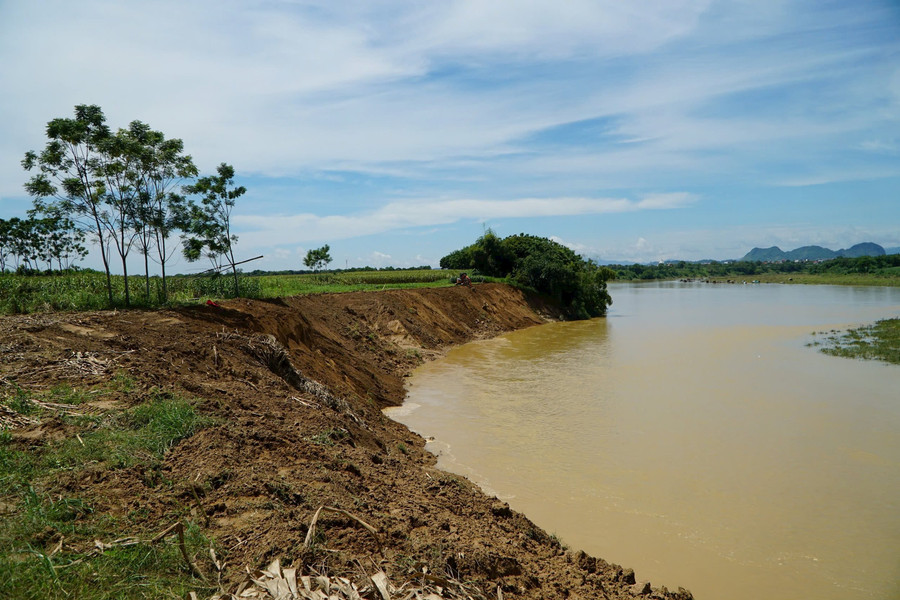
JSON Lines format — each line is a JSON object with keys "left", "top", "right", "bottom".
{"left": 440, "top": 232, "right": 614, "bottom": 319}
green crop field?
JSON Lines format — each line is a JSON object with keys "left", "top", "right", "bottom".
{"left": 0, "top": 270, "right": 463, "bottom": 315}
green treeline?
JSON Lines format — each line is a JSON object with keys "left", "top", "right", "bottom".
{"left": 0, "top": 215, "right": 86, "bottom": 273}
{"left": 612, "top": 253, "right": 900, "bottom": 281}
{"left": 440, "top": 232, "right": 614, "bottom": 319}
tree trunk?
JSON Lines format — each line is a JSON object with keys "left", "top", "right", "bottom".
{"left": 228, "top": 244, "right": 239, "bottom": 298}
{"left": 120, "top": 230, "right": 130, "bottom": 307}
{"left": 160, "top": 260, "right": 168, "bottom": 303}
{"left": 144, "top": 247, "right": 150, "bottom": 300}
{"left": 92, "top": 213, "right": 114, "bottom": 308}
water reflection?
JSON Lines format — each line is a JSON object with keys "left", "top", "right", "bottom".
{"left": 389, "top": 283, "right": 900, "bottom": 600}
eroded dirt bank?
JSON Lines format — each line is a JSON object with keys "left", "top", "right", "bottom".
{"left": 1, "top": 284, "right": 692, "bottom": 599}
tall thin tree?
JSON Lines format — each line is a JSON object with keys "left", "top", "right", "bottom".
{"left": 130, "top": 123, "right": 197, "bottom": 301}
{"left": 23, "top": 105, "right": 115, "bottom": 305}
{"left": 181, "top": 163, "right": 246, "bottom": 297}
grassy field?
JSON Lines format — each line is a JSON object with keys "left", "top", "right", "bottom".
{"left": 0, "top": 378, "right": 217, "bottom": 599}
{"left": 255, "top": 269, "right": 458, "bottom": 296}
{"left": 0, "top": 269, "right": 462, "bottom": 315}
{"left": 810, "top": 318, "right": 900, "bottom": 365}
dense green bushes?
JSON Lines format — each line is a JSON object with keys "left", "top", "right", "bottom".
{"left": 440, "top": 232, "right": 614, "bottom": 319}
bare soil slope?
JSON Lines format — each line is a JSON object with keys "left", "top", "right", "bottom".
{"left": 0, "top": 284, "right": 691, "bottom": 599}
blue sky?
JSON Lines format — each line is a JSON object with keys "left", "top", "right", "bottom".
{"left": 1, "top": 0, "right": 898, "bottom": 272}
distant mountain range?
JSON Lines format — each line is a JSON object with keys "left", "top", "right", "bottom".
{"left": 740, "top": 242, "right": 887, "bottom": 262}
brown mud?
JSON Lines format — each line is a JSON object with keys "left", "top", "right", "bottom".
{"left": 0, "top": 283, "right": 692, "bottom": 599}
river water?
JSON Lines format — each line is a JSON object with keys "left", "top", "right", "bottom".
{"left": 386, "top": 282, "right": 900, "bottom": 600}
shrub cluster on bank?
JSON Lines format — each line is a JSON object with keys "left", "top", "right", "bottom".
{"left": 440, "top": 232, "right": 614, "bottom": 319}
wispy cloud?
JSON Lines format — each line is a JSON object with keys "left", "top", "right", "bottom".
{"left": 235, "top": 194, "right": 697, "bottom": 248}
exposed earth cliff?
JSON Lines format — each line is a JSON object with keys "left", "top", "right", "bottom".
{"left": 1, "top": 284, "right": 692, "bottom": 599}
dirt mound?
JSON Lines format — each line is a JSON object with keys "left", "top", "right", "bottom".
{"left": 0, "top": 284, "right": 691, "bottom": 599}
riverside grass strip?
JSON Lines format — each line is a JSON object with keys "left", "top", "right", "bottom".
{"left": 813, "top": 318, "right": 900, "bottom": 365}
{"left": 0, "top": 385, "right": 217, "bottom": 600}
{"left": 0, "top": 270, "right": 458, "bottom": 315}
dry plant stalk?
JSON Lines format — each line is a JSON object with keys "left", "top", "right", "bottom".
{"left": 303, "top": 505, "right": 382, "bottom": 552}
{"left": 150, "top": 521, "right": 206, "bottom": 580}
{"left": 243, "top": 334, "right": 356, "bottom": 417}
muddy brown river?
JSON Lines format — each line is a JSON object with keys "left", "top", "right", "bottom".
{"left": 387, "top": 282, "right": 900, "bottom": 600}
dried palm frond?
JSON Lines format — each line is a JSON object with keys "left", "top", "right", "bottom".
{"left": 210, "top": 557, "right": 498, "bottom": 600}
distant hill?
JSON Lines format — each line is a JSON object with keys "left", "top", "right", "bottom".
{"left": 887, "top": 247, "right": 900, "bottom": 255}
{"left": 841, "top": 242, "right": 887, "bottom": 258}
{"left": 786, "top": 245, "right": 837, "bottom": 261}
{"left": 740, "top": 243, "right": 885, "bottom": 262}
{"left": 742, "top": 246, "right": 787, "bottom": 262}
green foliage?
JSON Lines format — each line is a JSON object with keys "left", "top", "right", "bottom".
{"left": 0, "top": 269, "right": 452, "bottom": 315}
{"left": 21, "top": 104, "right": 233, "bottom": 308}
{"left": 180, "top": 163, "right": 247, "bottom": 297}
{"left": 0, "top": 388, "right": 216, "bottom": 599}
{"left": 23, "top": 105, "right": 117, "bottom": 306}
{"left": 306, "top": 428, "right": 348, "bottom": 446}
{"left": 303, "top": 244, "right": 333, "bottom": 272}
{"left": 814, "top": 318, "right": 900, "bottom": 364}
{"left": 1, "top": 388, "right": 214, "bottom": 473}
{"left": 0, "top": 505, "right": 213, "bottom": 600}
{"left": 0, "top": 214, "right": 86, "bottom": 274}
{"left": 438, "top": 247, "right": 472, "bottom": 270}
{"left": 611, "top": 253, "right": 900, "bottom": 282}
{"left": 439, "top": 232, "right": 613, "bottom": 319}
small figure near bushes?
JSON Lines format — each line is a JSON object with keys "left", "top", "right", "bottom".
{"left": 455, "top": 272, "right": 473, "bottom": 288}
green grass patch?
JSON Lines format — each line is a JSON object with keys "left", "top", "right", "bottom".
{"left": 305, "top": 427, "right": 348, "bottom": 447}
{"left": 813, "top": 318, "right": 900, "bottom": 364}
{"left": 0, "top": 269, "right": 462, "bottom": 315}
{"left": 0, "top": 387, "right": 217, "bottom": 599}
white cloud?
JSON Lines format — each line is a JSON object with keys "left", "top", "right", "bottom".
{"left": 2, "top": 0, "right": 895, "bottom": 195}
{"left": 774, "top": 167, "right": 900, "bottom": 187}
{"left": 857, "top": 139, "right": 898, "bottom": 154}
{"left": 357, "top": 251, "right": 394, "bottom": 268}
{"left": 234, "top": 194, "right": 695, "bottom": 249}
{"left": 636, "top": 193, "right": 697, "bottom": 210}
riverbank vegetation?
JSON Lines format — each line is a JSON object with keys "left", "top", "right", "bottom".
{"left": 18, "top": 104, "right": 250, "bottom": 308}
{"left": 0, "top": 380, "right": 216, "bottom": 599}
{"left": 812, "top": 318, "right": 900, "bottom": 364}
{"left": 611, "top": 253, "right": 900, "bottom": 286}
{"left": 0, "top": 268, "right": 457, "bottom": 315}
{"left": 440, "top": 232, "right": 614, "bottom": 319}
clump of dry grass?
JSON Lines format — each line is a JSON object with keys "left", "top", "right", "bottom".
{"left": 212, "top": 556, "right": 498, "bottom": 600}
{"left": 242, "top": 335, "right": 357, "bottom": 418}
